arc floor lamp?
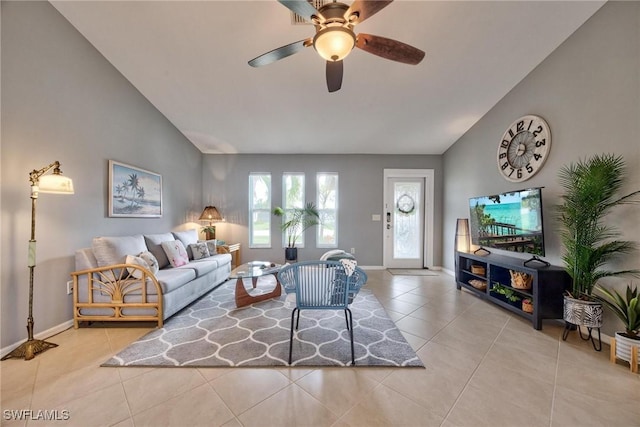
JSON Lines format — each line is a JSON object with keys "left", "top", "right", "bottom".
{"left": 2, "top": 161, "right": 74, "bottom": 361}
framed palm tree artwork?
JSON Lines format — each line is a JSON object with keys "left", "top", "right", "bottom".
{"left": 109, "top": 160, "right": 162, "bottom": 217}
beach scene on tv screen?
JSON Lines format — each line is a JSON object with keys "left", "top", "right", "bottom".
{"left": 469, "top": 189, "right": 544, "bottom": 256}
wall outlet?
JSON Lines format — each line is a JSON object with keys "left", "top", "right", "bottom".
{"left": 350, "top": 248, "right": 355, "bottom": 254}
{"left": 66, "top": 280, "right": 73, "bottom": 295}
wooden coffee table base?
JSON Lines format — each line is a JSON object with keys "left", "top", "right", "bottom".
{"left": 235, "top": 275, "right": 282, "bottom": 308}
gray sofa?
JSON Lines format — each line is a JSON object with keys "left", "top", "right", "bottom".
{"left": 71, "top": 229, "right": 231, "bottom": 328}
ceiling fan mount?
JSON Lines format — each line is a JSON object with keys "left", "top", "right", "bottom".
{"left": 249, "top": 0, "right": 425, "bottom": 92}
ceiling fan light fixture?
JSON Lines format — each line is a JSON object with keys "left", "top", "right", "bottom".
{"left": 313, "top": 26, "right": 355, "bottom": 62}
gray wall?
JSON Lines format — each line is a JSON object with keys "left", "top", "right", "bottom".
{"left": 442, "top": 1, "right": 640, "bottom": 335}
{"left": 1, "top": 2, "right": 203, "bottom": 348}
{"left": 203, "top": 154, "right": 443, "bottom": 267}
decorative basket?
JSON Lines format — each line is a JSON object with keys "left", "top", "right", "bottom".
{"left": 471, "top": 265, "right": 485, "bottom": 276}
{"left": 468, "top": 279, "right": 487, "bottom": 291}
{"left": 510, "top": 270, "right": 532, "bottom": 290}
{"left": 522, "top": 299, "right": 534, "bottom": 313}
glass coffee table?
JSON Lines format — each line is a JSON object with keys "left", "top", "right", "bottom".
{"left": 229, "top": 261, "right": 282, "bottom": 308}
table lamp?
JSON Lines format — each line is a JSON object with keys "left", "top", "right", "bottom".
{"left": 199, "top": 206, "right": 223, "bottom": 240}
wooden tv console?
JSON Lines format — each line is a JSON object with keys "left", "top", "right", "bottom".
{"left": 456, "top": 251, "right": 570, "bottom": 330}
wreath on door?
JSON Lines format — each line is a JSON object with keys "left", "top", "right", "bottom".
{"left": 396, "top": 194, "right": 415, "bottom": 215}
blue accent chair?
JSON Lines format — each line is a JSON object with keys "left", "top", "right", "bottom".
{"left": 278, "top": 260, "right": 367, "bottom": 365}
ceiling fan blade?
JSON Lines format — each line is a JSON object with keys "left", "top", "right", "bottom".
{"left": 248, "top": 38, "right": 312, "bottom": 67}
{"left": 278, "top": 0, "right": 322, "bottom": 21}
{"left": 346, "top": 0, "right": 393, "bottom": 25}
{"left": 356, "top": 33, "right": 425, "bottom": 65}
{"left": 326, "top": 60, "right": 343, "bottom": 93}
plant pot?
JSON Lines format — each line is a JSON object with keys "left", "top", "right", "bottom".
{"left": 563, "top": 296, "right": 603, "bottom": 328}
{"left": 285, "top": 247, "right": 297, "bottom": 262}
{"left": 613, "top": 332, "right": 640, "bottom": 365}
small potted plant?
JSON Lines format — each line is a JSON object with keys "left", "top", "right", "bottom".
{"left": 556, "top": 154, "right": 640, "bottom": 336}
{"left": 594, "top": 283, "right": 640, "bottom": 372}
{"left": 491, "top": 283, "right": 522, "bottom": 307}
{"left": 273, "top": 202, "right": 320, "bottom": 261}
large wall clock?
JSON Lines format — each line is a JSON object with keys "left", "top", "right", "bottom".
{"left": 496, "top": 115, "right": 551, "bottom": 182}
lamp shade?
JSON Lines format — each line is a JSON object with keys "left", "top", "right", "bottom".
{"left": 199, "top": 206, "right": 223, "bottom": 222}
{"left": 455, "top": 218, "right": 470, "bottom": 253}
{"left": 313, "top": 26, "right": 355, "bottom": 62}
{"left": 38, "top": 174, "right": 74, "bottom": 194}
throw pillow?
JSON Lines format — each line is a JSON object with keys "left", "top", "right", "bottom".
{"left": 125, "top": 254, "right": 151, "bottom": 279}
{"left": 161, "top": 240, "right": 189, "bottom": 268}
{"left": 143, "top": 233, "right": 175, "bottom": 269}
{"left": 172, "top": 229, "right": 199, "bottom": 259}
{"left": 138, "top": 251, "right": 160, "bottom": 275}
{"left": 189, "top": 242, "right": 210, "bottom": 260}
{"left": 199, "top": 239, "right": 217, "bottom": 255}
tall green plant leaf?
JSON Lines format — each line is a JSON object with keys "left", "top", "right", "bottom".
{"left": 556, "top": 154, "right": 640, "bottom": 297}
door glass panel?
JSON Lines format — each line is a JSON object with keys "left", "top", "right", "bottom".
{"left": 394, "top": 182, "right": 421, "bottom": 259}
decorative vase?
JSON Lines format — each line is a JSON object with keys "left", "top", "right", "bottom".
{"left": 612, "top": 332, "right": 640, "bottom": 372}
{"left": 563, "top": 296, "right": 603, "bottom": 328}
{"left": 285, "top": 247, "right": 297, "bottom": 262}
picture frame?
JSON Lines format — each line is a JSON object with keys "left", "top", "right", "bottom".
{"left": 109, "top": 160, "right": 162, "bottom": 218}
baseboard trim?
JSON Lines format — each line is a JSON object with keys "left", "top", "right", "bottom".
{"left": 363, "top": 266, "right": 446, "bottom": 271}
{"left": 441, "top": 267, "right": 455, "bottom": 277}
{"left": 1, "top": 320, "right": 74, "bottom": 359}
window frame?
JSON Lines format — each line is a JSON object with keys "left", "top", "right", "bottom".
{"left": 248, "top": 173, "right": 272, "bottom": 249}
{"left": 281, "top": 173, "right": 306, "bottom": 248}
{"left": 316, "top": 173, "right": 338, "bottom": 248}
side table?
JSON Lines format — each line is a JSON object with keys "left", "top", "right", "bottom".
{"left": 227, "top": 243, "right": 241, "bottom": 269}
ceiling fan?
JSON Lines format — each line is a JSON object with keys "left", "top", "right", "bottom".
{"left": 248, "top": 0, "right": 425, "bottom": 92}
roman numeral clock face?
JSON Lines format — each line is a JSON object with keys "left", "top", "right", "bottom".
{"left": 497, "top": 115, "right": 551, "bottom": 182}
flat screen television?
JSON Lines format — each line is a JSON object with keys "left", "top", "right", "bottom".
{"left": 468, "top": 187, "right": 545, "bottom": 258}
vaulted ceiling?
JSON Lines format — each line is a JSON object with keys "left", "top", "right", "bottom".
{"left": 50, "top": 1, "right": 605, "bottom": 154}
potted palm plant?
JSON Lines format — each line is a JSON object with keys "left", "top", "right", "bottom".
{"left": 273, "top": 202, "right": 320, "bottom": 261}
{"left": 556, "top": 153, "right": 640, "bottom": 346}
{"left": 594, "top": 283, "right": 640, "bottom": 372}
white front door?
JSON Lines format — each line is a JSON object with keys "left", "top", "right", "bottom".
{"left": 383, "top": 168, "right": 435, "bottom": 268}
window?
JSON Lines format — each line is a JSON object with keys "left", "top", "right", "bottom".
{"left": 249, "top": 173, "right": 271, "bottom": 248}
{"left": 317, "top": 173, "right": 338, "bottom": 247}
{"left": 282, "top": 173, "right": 305, "bottom": 247}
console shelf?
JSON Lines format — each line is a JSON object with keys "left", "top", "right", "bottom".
{"left": 456, "top": 251, "right": 570, "bottom": 330}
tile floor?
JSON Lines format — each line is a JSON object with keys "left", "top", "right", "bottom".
{"left": 1, "top": 270, "right": 639, "bottom": 427}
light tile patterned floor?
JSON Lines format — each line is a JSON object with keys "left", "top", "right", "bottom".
{"left": 2, "top": 271, "right": 639, "bottom": 426}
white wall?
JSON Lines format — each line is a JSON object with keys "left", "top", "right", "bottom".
{"left": 442, "top": 1, "right": 640, "bottom": 335}
{"left": 1, "top": 2, "right": 203, "bottom": 348}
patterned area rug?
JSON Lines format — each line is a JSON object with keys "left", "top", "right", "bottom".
{"left": 387, "top": 269, "right": 439, "bottom": 276}
{"left": 103, "top": 279, "right": 424, "bottom": 368}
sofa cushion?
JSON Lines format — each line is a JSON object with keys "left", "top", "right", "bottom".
{"left": 173, "top": 229, "right": 199, "bottom": 259}
{"left": 144, "top": 233, "right": 175, "bottom": 269}
{"left": 179, "top": 258, "right": 218, "bottom": 277}
{"left": 189, "top": 242, "right": 210, "bottom": 260}
{"left": 161, "top": 240, "right": 189, "bottom": 268}
{"left": 154, "top": 268, "right": 197, "bottom": 294}
{"left": 92, "top": 235, "right": 147, "bottom": 268}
